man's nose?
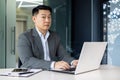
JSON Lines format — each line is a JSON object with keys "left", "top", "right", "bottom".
{"left": 45, "top": 18, "right": 50, "bottom": 22}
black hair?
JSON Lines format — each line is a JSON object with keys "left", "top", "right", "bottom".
{"left": 32, "top": 5, "right": 52, "bottom": 16}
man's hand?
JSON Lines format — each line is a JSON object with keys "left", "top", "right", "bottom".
{"left": 54, "top": 61, "right": 70, "bottom": 70}
{"left": 71, "top": 60, "right": 78, "bottom": 67}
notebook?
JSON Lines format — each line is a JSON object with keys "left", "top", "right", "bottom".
{"left": 50, "top": 42, "right": 107, "bottom": 75}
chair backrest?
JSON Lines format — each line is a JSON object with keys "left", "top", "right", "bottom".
{"left": 18, "top": 58, "right": 22, "bottom": 68}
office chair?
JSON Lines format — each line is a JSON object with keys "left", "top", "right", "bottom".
{"left": 18, "top": 58, "right": 22, "bottom": 68}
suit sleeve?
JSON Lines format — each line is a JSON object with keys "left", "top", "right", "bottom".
{"left": 17, "top": 33, "right": 52, "bottom": 70}
{"left": 55, "top": 34, "right": 75, "bottom": 64}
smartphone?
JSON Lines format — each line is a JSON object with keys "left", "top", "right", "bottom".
{"left": 12, "top": 68, "right": 28, "bottom": 72}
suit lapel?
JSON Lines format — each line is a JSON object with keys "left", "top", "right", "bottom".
{"left": 32, "top": 28, "right": 44, "bottom": 59}
{"left": 48, "top": 32, "right": 56, "bottom": 60}
{"left": 48, "top": 35, "right": 53, "bottom": 59}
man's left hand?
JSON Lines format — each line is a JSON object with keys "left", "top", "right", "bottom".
{"left": 72, "top": 60, "right": 78, "bottom": 67}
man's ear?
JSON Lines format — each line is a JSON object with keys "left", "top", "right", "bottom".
{"left": 32, "top": 16, "right": 36, "bottom": 22}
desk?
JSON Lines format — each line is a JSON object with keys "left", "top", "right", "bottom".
{"left": 0, "top": 65, "right": 120, "bottom": 80}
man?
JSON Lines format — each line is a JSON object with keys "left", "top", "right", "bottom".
{"left": 17, "top": 5, "right": 78, "bottom": 70}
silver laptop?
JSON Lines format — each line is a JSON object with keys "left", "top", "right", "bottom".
{"left": 51, "top": 42, "right": 107, "bottom": 75}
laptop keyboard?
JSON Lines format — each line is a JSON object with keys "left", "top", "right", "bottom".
{"left": 65, "top": 67, "right": 76, "bottom": 71}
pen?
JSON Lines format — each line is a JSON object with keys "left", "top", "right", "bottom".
{"left": 19, "top": 72, "right": 34, "bottom": 75}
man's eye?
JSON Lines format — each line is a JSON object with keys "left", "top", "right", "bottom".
{"left": 42, "top": 16, "right": 46, "bottom": 18}
{"left": 48, "top": 16, "right": 51, "bottom": 19}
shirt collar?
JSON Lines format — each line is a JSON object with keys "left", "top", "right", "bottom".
{"left": 35, "top": 27, "right": 50, "bottom": 40}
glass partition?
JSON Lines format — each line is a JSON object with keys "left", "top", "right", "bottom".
{"left": 0, "top": 0, "right": 6, "bottom": 68}
{"left": 103, "top": 0, "right": 120, "bottom": 66}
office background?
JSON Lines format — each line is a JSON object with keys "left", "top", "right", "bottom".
{"left": 0, "top": 0, "right": 120, "bottom": 68}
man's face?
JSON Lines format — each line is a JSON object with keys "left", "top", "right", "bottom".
{"left": 32, "top": 10, "right": 51, "bottom": 32}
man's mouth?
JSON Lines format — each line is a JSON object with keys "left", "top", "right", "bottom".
{"left": 44, "top": 25, "right": 49, "bottom": 26}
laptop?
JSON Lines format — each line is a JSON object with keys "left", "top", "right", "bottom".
{"left": 50, "top": 42, "right": 107, "bottom": 75}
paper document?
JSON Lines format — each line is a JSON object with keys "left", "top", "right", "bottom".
{"left": 0, "top": 69, "right": 42, "bottom": 77}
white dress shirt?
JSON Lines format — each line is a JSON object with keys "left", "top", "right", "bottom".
{"left": 35, "top": 27, "right": 55, "bottom": 69}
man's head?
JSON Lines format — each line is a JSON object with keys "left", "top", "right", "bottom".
{"left": 32, "top": 5, "right": 52, "bottom": 16}
{"left": 32, "top": 5, "right": 52, "bottom": 34}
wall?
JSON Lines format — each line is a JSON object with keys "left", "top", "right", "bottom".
{"left": 71, "top": 0, "right": 105, "bottom": 63}
{"left": 16, "top": 8, "right": 34, "bottom": 29}
{"left": 45, "top": 0, "right": 72, "bottom": 52}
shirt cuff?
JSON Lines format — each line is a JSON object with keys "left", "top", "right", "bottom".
{"left": 50, "top": 61, "right": 56, "bottom": 69}
{"left": 71, "top": 60, "right": 74, "bottom": 66}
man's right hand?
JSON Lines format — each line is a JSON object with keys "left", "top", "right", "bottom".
{"left": 54, "top": 61, "right": 70, "bottom": 70}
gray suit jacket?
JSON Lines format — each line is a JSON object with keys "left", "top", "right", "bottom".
{"left": 17, "top": 28, "right": 74, "bottom": 70}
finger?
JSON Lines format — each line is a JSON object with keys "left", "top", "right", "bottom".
{"left": 61, "top": 61, "right": 70, "bottom": 69}
{"left": 73, "top": 60, "right": 78, "bottom": 67}
{"left": 60, "top": 65, "right": 70, "bottom": 70}
{"left": 61, "top": 61, "right": 70, "bottom": 67}
{"left": 54, "top": 61, "right": 70, "bottom": 70}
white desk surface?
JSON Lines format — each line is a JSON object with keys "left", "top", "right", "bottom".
{"left": 0, "top": 65, "right": 120, "bottom": 80}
